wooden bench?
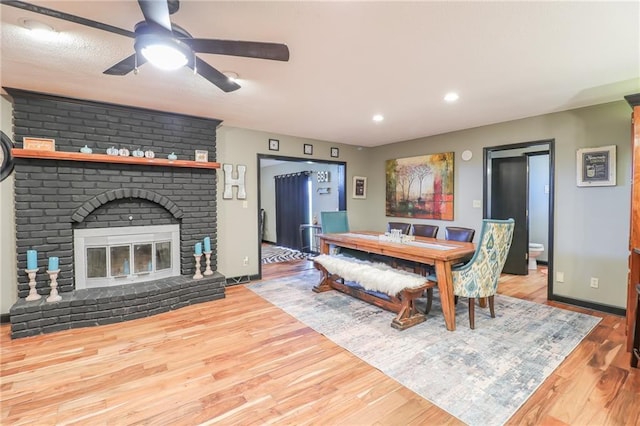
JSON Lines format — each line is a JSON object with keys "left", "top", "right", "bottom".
{"left": 312, "top": 254, "right": 435, "bottom": 330}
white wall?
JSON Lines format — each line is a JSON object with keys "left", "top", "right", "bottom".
{"left": 529, "top": 154, "right": 549, "bottom": 262}
{"left": 1, "top": 94, "right": 17, "bottom": 315}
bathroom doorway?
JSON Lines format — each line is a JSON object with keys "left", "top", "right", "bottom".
{"left": 484, "top": 140, "right": 554, "bottom": 298}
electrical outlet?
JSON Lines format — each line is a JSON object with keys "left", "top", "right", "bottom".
{"left": 556, "top": 272, "right": 564, "bottom": 283}
{"left": 590, "top": 277, "right": 599, "bottom": 288}
{"left": 243, "top": 256, "right": 249, "bottom": 266}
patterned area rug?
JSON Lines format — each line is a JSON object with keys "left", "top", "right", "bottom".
{"left": 261, "top": 244, "right": 308, "bottom": 264}
{"left": 248, "top": 271, "right": 601, "bottom": 425}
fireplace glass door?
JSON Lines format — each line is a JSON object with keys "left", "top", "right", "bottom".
{"left": 74, "top": 225, "right": 180, "bottom": 289}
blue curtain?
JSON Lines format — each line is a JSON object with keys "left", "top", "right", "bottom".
{"left": 275, "top": 172, "right": 310, "bottom": 249}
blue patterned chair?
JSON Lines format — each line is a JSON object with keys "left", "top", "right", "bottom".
{"left": 451, "top": 218, "right": 515, "bottom": 329}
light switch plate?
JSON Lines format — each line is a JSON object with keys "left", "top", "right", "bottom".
{"left": 472, "top": 200, "right": 482, "bottom": 208}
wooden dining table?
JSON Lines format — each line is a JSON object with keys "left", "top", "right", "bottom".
{"left": 318, "top": 231, "right": 476, "bottom": 331}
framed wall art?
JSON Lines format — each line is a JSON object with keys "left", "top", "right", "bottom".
{"left": 576, "top": 145, "right": 616, "bottom": 187}
{"left": 353, "top": 176, "right": 367, "bottom": 199}
{"left": 385, "top": 152, "right": 454, "bottom": 220}
{"left": 23, "top": 137, "right": 55, "bottom": 151}
{"left": 304, "top": 144, "right": 313, "bottom": 155}
{"left": 269, "top": 138, "right": 279, "bottom": 151}
{"left": 195, "top": 150, "right": 208, "bottom": 162}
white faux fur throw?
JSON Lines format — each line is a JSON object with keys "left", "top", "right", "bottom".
{"left": 314, "top": 254, "right": 427, "bottom": 296}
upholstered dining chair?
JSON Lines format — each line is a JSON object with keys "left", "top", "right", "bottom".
{"left": 412, "top": 224, "right": 439, "bottom": 238}
{"left": 450, "top": 218, "right": 515, "bottom": 329}
{"left": 445, "top": 226, "right": 476, "bottom": 243}
{"left": 320, "top": 211, "right": 350, "bottom": 234}
{"left": 387, "top": 222, "right": 412, "bottom": 235}
{"left": 320, "top": 211, "right": 369, "bottom": 260}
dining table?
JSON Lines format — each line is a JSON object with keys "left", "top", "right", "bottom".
{"left": 317, "top": 231, "right": 476, "bottom": 331}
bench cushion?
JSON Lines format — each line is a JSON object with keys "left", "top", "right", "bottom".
{"left": 313, "top": 254, "right": 427, "bottom": 296}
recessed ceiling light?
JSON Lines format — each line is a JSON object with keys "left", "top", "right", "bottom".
{"left": 372, "top": 114, "right": 384, "bottom": 122}
{"left": 19, "top": 18, "right": 57, "bottom": 40}
{"left": 444, "top": 92, "right": 459, "bottom": 102}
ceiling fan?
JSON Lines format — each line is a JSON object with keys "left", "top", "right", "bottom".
{"left": 4, "top": 0, "right": 290, "bottom": 92}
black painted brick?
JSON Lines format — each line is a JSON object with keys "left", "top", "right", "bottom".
{"left": 8, "top": 89, "right": 225, "bottom": 338}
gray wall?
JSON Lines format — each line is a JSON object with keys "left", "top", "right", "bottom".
{"left": 2, "top": 98, "right": 632, "bottom": 314}
{"left": 369, "top": 100, "right": 630, "bottom": 309}
{"left": 1, "top": 95, "right": 17, "bottom": 314}
{"left": 260, "top": 161, "right": 340, "bottom": 244}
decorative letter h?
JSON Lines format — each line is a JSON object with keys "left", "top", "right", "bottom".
{"left": 223, "top": 164, "right": 247, "bottom": 199}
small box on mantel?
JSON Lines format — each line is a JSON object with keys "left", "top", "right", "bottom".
{"left": 23, "top": 137, "right": 56, "bottom": 151}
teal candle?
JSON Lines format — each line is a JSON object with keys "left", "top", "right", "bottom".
{"left": 195, "top": 242, "right": 202, "bottom": 255}
{"left": 203, "top": 237, "right": 211, "bottom": 252}
{"left": 27, "top": 250, "right": 37, "bottom": 270}
{"left": 48, "top": 256, "right": 59, "bottom": 271}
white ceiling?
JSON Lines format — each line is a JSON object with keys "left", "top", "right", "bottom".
{"left": 1, "top": 1, "right": 638, "bottom": 147}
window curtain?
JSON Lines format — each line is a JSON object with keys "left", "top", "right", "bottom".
{"left": 275, "top": 172, "right": 310, "bottom": 250}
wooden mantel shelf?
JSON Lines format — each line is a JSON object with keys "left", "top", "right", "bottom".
{"left": 11, "top": 149, "right": 220, "bottom": 169}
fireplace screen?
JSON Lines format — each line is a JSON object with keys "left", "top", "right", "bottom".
{"left": 74, "top": 225, "right": 180, "bottom": 289}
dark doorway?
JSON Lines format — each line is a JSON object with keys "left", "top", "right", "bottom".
{"left": 484, "top": 140, "right": 554, "bottom": 300}
{"left": 491, "top": 156, "right": 528, "bottom": 275}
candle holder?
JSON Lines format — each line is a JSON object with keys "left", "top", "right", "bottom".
{"left": 203, "top": 251, "right": 213, "bottom": 276}
{"left": 193, "top": 254, "right": 203, "bottom": 279}
{"left": 25, "top": 268, "right": 41, "bottom": 301}
{"left": 46, "top": 269, "right": 62, "bottom": 302}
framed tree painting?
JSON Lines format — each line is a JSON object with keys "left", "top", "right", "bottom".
{"left": 385, "top": 152, "right": 454, "bottom": 220}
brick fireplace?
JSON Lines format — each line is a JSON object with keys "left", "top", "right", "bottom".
{"left": 7, "top": 89, "right": 226, "bottom": 338}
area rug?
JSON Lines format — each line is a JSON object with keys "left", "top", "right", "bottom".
{"left": 261, "top": 245, "right": 308, "bottom": 264}
{"left": 248, "top": 271, "right": 601, "bottom": 425}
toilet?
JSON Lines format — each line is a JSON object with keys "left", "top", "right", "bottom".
{"left": 528, "top": 243, "right": 544, "bottom": 270}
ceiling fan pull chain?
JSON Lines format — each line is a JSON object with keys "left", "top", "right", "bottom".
{"left": 134, "top": 53, "right": 139, "bottom": 75}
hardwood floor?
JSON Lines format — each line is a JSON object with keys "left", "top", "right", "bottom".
{"left": 1, "top": 260, "right": 638, "bottom": 425}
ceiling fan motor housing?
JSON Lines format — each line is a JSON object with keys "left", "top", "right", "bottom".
{"left": 133, "top": 22, "right": 193, "bottom": 68}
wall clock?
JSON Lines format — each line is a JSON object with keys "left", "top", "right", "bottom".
{"left": 0, "top": 132, "right": 14, "bottom": 182}
{"left": 269, "top": 138, "right": 279, "bottom": 151}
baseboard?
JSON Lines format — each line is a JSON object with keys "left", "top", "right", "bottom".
{"left": 0, "top": 313, "right": 10, "bottom": 324}
{"left": 551, "top": 295, "right": 626, "bottom": 317}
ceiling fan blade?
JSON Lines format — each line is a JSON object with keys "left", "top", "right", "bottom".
{"left": 103, "top": 54, "right": 147, "bottom": 76}
{"left": 183, "top": 39, "right": 290, "bottom": 62}
{"left": 2, "top": 1, "right": 134, "bottom": 38}
{"left": 188, "top": 57, "right": 241, "bottom": 93}
{"left": 137, "top": 0, "right": 173, "bottom": 32}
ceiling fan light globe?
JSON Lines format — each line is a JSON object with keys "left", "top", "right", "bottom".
{"left": 141, "top": 44, "right": 188, "bottom": 70}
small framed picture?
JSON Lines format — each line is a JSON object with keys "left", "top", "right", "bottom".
{"left": 269, "top": 138, "right": 279, "bottom": 151}
{"left": 331, "top": 147, "right": 339, "bottom": 158}
{"left": 195, "top": 150, "right": 208, "bottom": 162}
{"left": 23, "top": 137, "right": 55, "bottom": 151}
{"left": 576, "top": 145, "right": 616, "bottom": 187}
{"left": 353, "top": 176, "right": 367, "bottom": 199}
{"left": 304, "top": 144, "right": 313, "bottom": 155}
